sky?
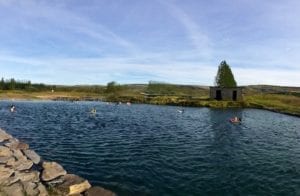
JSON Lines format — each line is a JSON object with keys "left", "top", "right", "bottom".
{"left": 0, "top": 0, "right": 300, "bottom": 86}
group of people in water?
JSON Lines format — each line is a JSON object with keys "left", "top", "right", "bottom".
{"left": 90, "top": 101, "right": 132, "bottom": 114}
{"left": 8, "top": 103, "right": 242, "bottom": 124}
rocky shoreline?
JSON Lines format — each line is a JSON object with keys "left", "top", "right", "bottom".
{"left": 0, "top": 128, "right": 116, "bottom": 196}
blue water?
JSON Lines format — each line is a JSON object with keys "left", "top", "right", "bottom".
{"left": 1, "top": 101, "right": 300, "bottom": 195}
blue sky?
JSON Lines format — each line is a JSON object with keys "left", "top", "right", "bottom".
{"left": 0, "top": 0, "right": 299, "bottom": 86}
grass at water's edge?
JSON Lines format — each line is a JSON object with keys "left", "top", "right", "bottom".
{"left": 244, "top": 94, "right": 300, "bottom": 117}
{"left": 0, "top": 89, "right": 300, "bottom": 117}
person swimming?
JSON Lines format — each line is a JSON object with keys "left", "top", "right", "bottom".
{"left": 90, "top": 108, "right": 96, "bottom": 114}
{"left": 10, "top": 105, "right": 16, "bottom": 112}
{"left": 230, "top": 116, "right": 241, "bottom": 123}
{"left": 177, "top": 108, "right": 185, "bottom": 113}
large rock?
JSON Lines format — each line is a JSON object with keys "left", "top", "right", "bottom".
{"left": 84, "top": 186, "right": 116, "bottom": 196}
{"left": 60, "top": 174, "right": 84, "bottom": 184}
{"left": 1, "top": 182, "right": 25, "bottom": 196}
{"left": 4, "top": 150, "right": 30, "bottom": 170}
{"left": 4, "top": 139, "right": 18, "bottom": 148}
{"left": 4, "top": 137, "right": 19, "bottom": 146}
{"left": 0, "top": 156, "right": 14, "bottom": 164}
{"left": 15, "top": 171, "right": 40, "bottom": 183}
{"left": 0, "top": 165, "right": 14, "bottom": 183}
{"left": 37, "top": 183, "right": 49, "bottom": 196}
{"left": 0, "top": 175, "right": 19, "bottom": 186}
{"left": 69, "top": 180, "right": 91, "bottom": 195}
{"left": 13, "top": 149, "right": 27, "bottom": 161}
{"left": 5, "top": 140, "right": 29, "bottom": 150}
{"left": 6, "top": 156, "right": 16, "bottom": 166}
{"left": 17, "top": 159, "right": 34, "bottom": 171}
{"left": 9, "top": 159, "right": 34, "bottom": 171}
{"left": 17, "top": 142, "right": 29, "bottom": 150}
{"left": 0, "top": 129, "right": 12, "bottom": 142}
{"left": 0, "top": 146, "right": 12, "bottom": 157}
{"left": 55, "top": 174, "right": 90, "bottom": 195}
{"left": 45, "top": 176, "right": 65, "bottom": 187}
{"left": 23, "top": 149, "right": 41, "bottom": 164}
{"left": 23, "top": 181, "right": 39, "bottom": 196}
{"left": 41, "top": 161, "right": 67, "bottom": 181}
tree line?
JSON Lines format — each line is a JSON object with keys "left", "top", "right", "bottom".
{"left": 0, "top": 77, "right": 54, "bottom": 91}
{"left": 0, "top": 77, "right": 108, "bottom": 93}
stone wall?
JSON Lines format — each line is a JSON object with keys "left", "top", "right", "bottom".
{"left": 209, "top": 87, "right": 243, "bottom": 101}
{"left": 0, "top": 128, "right": 116, "bottom": 196}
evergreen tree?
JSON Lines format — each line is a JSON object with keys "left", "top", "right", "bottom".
{"left": 106, "top": 81, "right": 122, "bottom": 93}
{"left": 214, "top": 60, "right": 237, "bottom": 87}
{"left": 9, "top": 78, "right": 16, "bottom": 90}
{"left": 0, "top": 77, "right": 4, "bottom": 90}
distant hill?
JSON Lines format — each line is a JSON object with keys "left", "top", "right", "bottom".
{"left": 244, "top": 85, "right": 300, "bottom": 97}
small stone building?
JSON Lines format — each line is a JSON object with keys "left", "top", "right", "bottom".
{"left": 210, "top": 87, "right": 243, "bottom": 101}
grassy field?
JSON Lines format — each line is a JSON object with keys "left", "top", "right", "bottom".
{"left": 0, "top": 90, "right": 104, "bottom": 101}
{"left": 0, "top": 84, "right": 300, "bottom": 117}
{"left": 244, "top": 94, "right": 300, "bottom": 116}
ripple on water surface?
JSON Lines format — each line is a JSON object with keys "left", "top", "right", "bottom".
{"left": 1, "top": 101, "right": 300, "bottom": 195}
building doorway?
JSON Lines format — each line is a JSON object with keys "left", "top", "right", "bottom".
{"left": 232, "top": 90, "right": 237, "bottom": 101}
{"left": 216, "top": 90, "right": 222, "bottom": 100}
